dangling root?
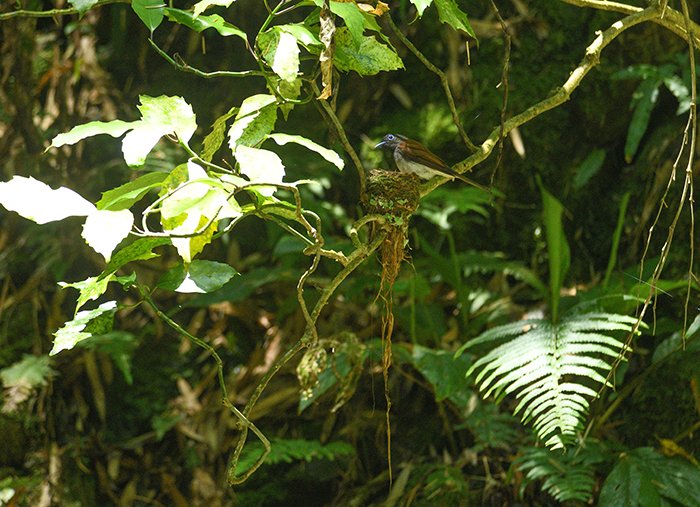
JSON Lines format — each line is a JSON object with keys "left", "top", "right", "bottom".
{"left": 363, "top": 170, "right": 420, "bottom": 487}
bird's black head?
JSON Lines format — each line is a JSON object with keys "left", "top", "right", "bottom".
{"left": 375, "top": 133, "right": 406, "bottom": 150}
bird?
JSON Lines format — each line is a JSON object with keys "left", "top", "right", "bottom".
{"left": 375, "top": 134, "right": 488, "bottom": 192}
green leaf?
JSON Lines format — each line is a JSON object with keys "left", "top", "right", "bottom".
{"left": 410, "top": 0, "right": 433, "bottom": 16}
{"left": 537, "top": 176, "right": 570, "bottom": 323}
{"left": 236, "top": 438, "right": 355, "bottom": 476}
{"left": 433, "top": 0, "right": 476, "bottom": 39}
{"left": 334, "top": 28, "right": 404, "bottom": 76}
{"left": 624, "top": 77, "right": 661, "bottom": 163}
{"left": 410, "top": 345, "right": 472, "bottom": 406}
{"left": 228, "top": 94, "right": 278, "bottom": 149}
{"left": 60, "top": 275, "right": 114, "bottom": 313}
{"left": 105, "top": 237, "right": 170, "bottom": 274}
{"left": 68, "top": 0, "right": 100, "bottom": 16}
{"left": 163, "top": 8, "right": 247, "bottom": 40}
{"left": 202, "top": 106, "right": 237, "bottom": 162}
{"left": 192, "top": 0, "right": 236, "bottom": 18}
{"left": 600, "top": 448, "right": 700, "bottom": 507}
{"left": 258, "top": 29, "right": 300, "bottom": 82}
{"left": 0, "top": 176, "right": 95, "bottom": 224}
{"left": 131, "top": 0, "right": 164, "bottom": 34}
{"left": 312, "top": 0, "right": 364, "bottom": 48}
{"left": 278, "top": 24, "right": 322, "bottom": 48}
{"left": 573, "top": 149, "right": 606, "bottom": 190}
{"left": 158, "top": 260, "right": 239, "bottom": 293}
{"left": 0, "top": 355, "right": 54, "bottom": 388}
{"left": 51, "top": 301, "right": 118, "bottom": 355}
{"left": 517, "top": 446, "right": 603, "bottom": 502}
{"left": 268, "top": 133, "right": 344, "bottom": 169}
{"left": 97, "top": 172, "right": 168, "bottom": 211}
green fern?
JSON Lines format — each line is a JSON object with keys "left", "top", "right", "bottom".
{"left": 456, "top": 312, "right": 637, "bottom": 448}
{"left": 516, "top": 444, "right": 606, "bottom": 502}
{"left": 236, "top": 438, "right": 355, "bottom": 476}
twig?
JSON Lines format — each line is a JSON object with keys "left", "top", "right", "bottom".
{"left": 135, "top": 285, "right": 272, "bottom": 485}
{"left": 148, "top": 39, "right": 266, "bottom": 79}
{"left": 227, "top": 230, "right": 386, "bottom": 483}
{"left": 309, "top": 81, "right": 367, "bottom": 201}
{"left": 488, "top": 0, "right": 512, "bottom": 185}
{"left": 386, "top": 15, "right": 478, "bottom": 153}
{"left": 560, "top": 0, "right": 700, "bottom": 47}
{"left": 420, "top": 5, "right": 661, "bottom": 196}
{"left": 0, "top": 0, "right": 129, "bottom": 19}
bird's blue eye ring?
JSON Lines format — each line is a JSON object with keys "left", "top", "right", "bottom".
{"left": 386, "top": 134, "right": 395, "bottom": 140}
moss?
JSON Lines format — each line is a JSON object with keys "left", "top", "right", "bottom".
{"left": 362, "top": 170, "right": 421, "bottom": 220}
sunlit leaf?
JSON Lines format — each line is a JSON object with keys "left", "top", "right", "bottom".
{"left": 82, "top": 209, "right": 134, "bottom": 262}
{"left": 268, "top": 133, "right": 344, "bottom": 169}
{"left": 50, "top": 120, "right": 133, "bottom": 148}
{"left": 202, "top": 106, "right": 237, "bottom": 162}
{"left": 278, "top": 24, "right": 322, "bottom": 48}
{"left": 334, "top": 28, "right": 403, "bottom": 75}
{"left": 51, "top": 301, "right": 118, "bottom": 355}
{"left": 258, "top": 30, "right": 300, "bottom": 82}
{"left": 97, "top": 172, "right": 168, "bottom": 211}
{"left": 60, "top": 275, "right": 114, "bottom": 313}
{"left": 236, "top": 146, "right": 285, "bottom": 196}
{"left": 105, "top": 237, "right": 171, "bottom": 274}
{"left": 164, "top": 8, "right": 246, "bottom": 40}
{"left": 51, "top": 95, "right": 197, "bottom": 167}
{"left": 192, "top": 0, "right": 236, "bottom": 17}
{"left": 0, "top": 176, "right": 95, "bottom": 224}
{"left": 410, "top": 0, "right": 432, "bottom": 16}
{"left": 228, "top": 94, "right": 278, "bottom": 150}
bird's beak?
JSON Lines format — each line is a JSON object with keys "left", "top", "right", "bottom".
{"left": 374, "top": 141, "right": 386, "bottom": 149}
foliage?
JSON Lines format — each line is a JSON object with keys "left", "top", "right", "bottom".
{"left": 0, "top": 0, "right": 698, "bottom": 505}
{"left": 458, "top": 311, "right": 636, "bottom": 449}
{"left": 516, "top": 444, "right": 607, "bottom": 503}
{"left": 599, "top": 448, "right": 700, "bottom": 507}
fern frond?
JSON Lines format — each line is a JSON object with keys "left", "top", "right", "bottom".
{"left": 517, "top": 445, "right": 600, "bottom": 502}
{"left": 460, "top": 311, "right": 636, "bottom": 448}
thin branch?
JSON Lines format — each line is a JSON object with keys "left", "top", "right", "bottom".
{"left": 420, "top": 5, "right": 660, "bottom": 196}
{"left": 560, "top": 0, "right": 700, "bottom": 47}
{"left": 136, "top": 285, "right": 272, "bottom": 485}
{"left": 227, "top": 229, "right": 387, "bottom": 483}
{"left": 309, "top": 81, "right": 367, "bottom": 201}
{"left": 0, "top": 0, "right": 129, "bottom": 19}
{"left": 488, "top": 0, "right": 512, "bottom": 185}
{"left": 148, "top": 39, "right": 266, "bottom": 79}
{"left": 386, "top": 15, "right": 478, "bottom": 153}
